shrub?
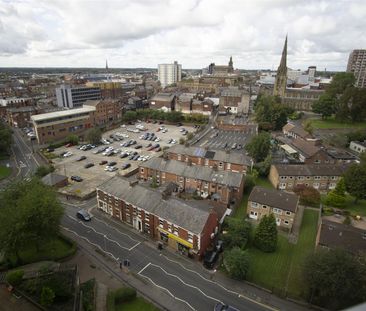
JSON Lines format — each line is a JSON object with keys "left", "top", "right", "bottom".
{"left": 40, "top": 286, "right": 55, "bottom": 307}
{"left": 254, "top": 214, "right": 277, "bottom": 252}
{"left": 114, "top": 287, "right": 136, "bottom": 304}
{"left": 5, "top": 269, "right": 24, "bottom": 286}
{"left": 223, "top": 247, "right": 250, "bottom": 280}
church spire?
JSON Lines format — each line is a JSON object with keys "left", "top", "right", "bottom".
{"left": 228, "top": 56, "right": 233, "bottom": 73}
{"left": 273, "top": 35, "right": 287, "bottom": 97}
{"left": 105, "top": 59, "right": 108, "bottom": 71}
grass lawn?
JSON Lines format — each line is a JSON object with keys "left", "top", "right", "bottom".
{"left": 0, "top": 165, "right": 11, "bottom": 180}
{"left": 5, "top": 235, "right": 76, "bottom": 267}
{"left": 307, "top": 117, "right": 366, "bottom": 129}
{"left": 115, "top": 297, "right": 160, "bottom": 311}
{"left": 322, "top": 194, "right": 366, "bottom": 217}
{"left": 256, "top": 177, "right": 274, "bottom": 189}
{"left": 246, "top": 209, "right": 318, "bottom": 299}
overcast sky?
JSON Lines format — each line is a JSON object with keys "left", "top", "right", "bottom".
{"left": 0, "top": 0, "right": 365, "bottom": 70}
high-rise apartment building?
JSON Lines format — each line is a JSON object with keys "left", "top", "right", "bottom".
{"left": 347, "top": 49, "right": 366, "bottom": 88}
{"left": 158, "top": 61, "right": 182, "bottom": 88}
{"left": 56, "top": 84, "right": 102, "bottom": 108}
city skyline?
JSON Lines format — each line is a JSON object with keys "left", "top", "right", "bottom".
{"left": 0, "top": 0, "right": 365, "bottom": 70}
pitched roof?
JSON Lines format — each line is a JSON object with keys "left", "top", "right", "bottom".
{"left": 140, "top": 157, "right": 244, "bottom": 188}
{"left": 248, "top": 186, "right": 299, "bottom": 212}
{"left": 97, "top": 176, "right": 212, "bottom": 234}
{"left": 272, "top": 164, "right": 348, "bottom": 176}
{"left": 318, "top": 219, "right": 366, "bottom": 255}
{"left": 41, "top": 173, "right": 68, "bottom": 186}
{"left": 150, "top": 93, "right": 175, "bottom": 102}
{"left": 167, "top": 145, "right": 252, "bottom": 166}
{"left": 291, "top": 138, "right": 321, "bottom": 158}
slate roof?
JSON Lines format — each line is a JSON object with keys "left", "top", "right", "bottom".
{"left": 167, "top": 145, "right": 252, "bottom": 166}
{"left": 248, "top": 186, "right": 299, "bottom": 212}
{"left": 318, "top": 219, "right": 366, "bottom": 255}
{"left": 291, "top": 138, "right": 321, "bottom": 158}
{"left": 41, "top": 173, "right": 68, "bottom": 186}
{"left": 97, "top": 176, "right": 212, "bottom": 234}
{"left": 141, "top": 157, "right": 244, "bottom": 187}
{"left": 150, "top": 93, "right": 175, "bottom": 102}
{"left": 273, "top": 164, "right": 348, "bottom": 176}
{"left": 283, "top": 123, "right": 310, "bottom": 139}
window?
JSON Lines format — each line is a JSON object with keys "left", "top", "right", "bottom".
{"left": 251, "top": 202, "right": 258, "bottom": 208}
{"left": 159, "top": 219, "right": 164, "bottom": 228}
{"left": 289, "top": 176, "right": 293, "bottom": 180}
{"left": 314, "top": 176, "right": 321, "bottom": 180}
{"left": 286, "top": 211, "right": 291, "bottom": 216}
{"left": 177, "top": 154, "right": 182, "bottom": 161}
{"left": 284, "top": 220, "right": 289, "bottom": 225}
{"left": 186, "top": 178, "right": 190, "bottom": 182}
{"left": 168, "top": 224, "right": 172, "bottom": 232}
{"left": 219, "top": 162, "right": 223, "bottom": 169}
{"left": 262, "top": 205, "right": 267, "bottom": 209}
{"left": 173, "top": 227, "right": 179, "bottom": 235}
{"left": 298, "top": 176, "right": 304, "bottom": 180}
{"left": 227, "top": 163, "right": 231, "bottom": 170}
{"left": 280, "top": 176, "right": 287, "bottom": 180}
{"left": 140, "top": 168, "right": 144, "bottom": 173}
{"left": 204, "top": 159, "right": 209, "bottom": 166}
{"left": 188, "top": 233, "right": 193, "bottom": 243}
{"left": 279, "top": 183, "right": 286, "bottom": 189}
{"left": 273, "top": 208, "right": 282, "bottom": 214}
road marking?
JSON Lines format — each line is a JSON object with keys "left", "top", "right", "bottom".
{"left": 67, "top": 215, "right": 140, "bottom": 251}
{"left": 138, "top": 273, "right": 196, "bottom": 311}
{"left": 161, "top": 255, "right": 279, "bottom": 311}
{"left": 138, "top": 262, "right": 151, "bottom": 275}
{"left": 11, "top": 146, "right": 21, "bottom": 177}
{"left": 61, "top": 226, "right": 118, "bottom": 261}
{"left": 92, "top": 215, "right": 141, "bottom": 243}
{"left": 147, "top": 263, "right": 222, "bottom": 304}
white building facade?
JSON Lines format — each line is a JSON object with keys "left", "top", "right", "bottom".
{"left": 158, "top": 61, "right": 182, "bottom": 88}
{"left": 56, "top": 85, "right": 101, "bottom": 109}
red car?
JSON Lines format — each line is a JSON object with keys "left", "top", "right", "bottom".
{"left": 155, "top": 147, "right": 161, "bottom": 152}
{"left": 65, "top": 143, "right": 73, "bottom": 147}
{"left": 156, "top": 128, "right": 160, "bottom": 132}
{"left": 147, "top": 146, "right": 155, "bottom": 151}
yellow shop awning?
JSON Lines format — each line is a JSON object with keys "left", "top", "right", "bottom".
{"left": 158, "top": 227, "right": 193, "bottom": 248}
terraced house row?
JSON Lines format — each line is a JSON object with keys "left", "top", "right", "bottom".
{"left": 139, "top": 157, "right": 245, "bottom": 206}
{"left": 269, "top": 164, "right": 348, "bottom": 192}
{"left": 166, "top": 144, "right": 252, "bottom": 174}
{"left": 96, "top": 176, "right": 219, "bottom": 259}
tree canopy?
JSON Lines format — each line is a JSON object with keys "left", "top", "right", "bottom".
{"left": 255, "top": 95, "right": 294, "bottom": 131}
{"left": 223, "top": 247, "right": 250, "bottom": 280}
{"left": 304, "top": 249, "right": 366, "bottom": 310}
{"left": 0, "top": 121, "right": 12, "bottom": 156}
{"left": 221, "top": 218, "right": 251, "bottom": 249}
{"left": 0, "top": 178, "right": 63, "bottom": 261}
{"left": 253, "top": 214, "right": 277, "bottom": 252}
{"left": 245, "top": 132, "right": 271, "bottom": 162}
{"left": 343, "top": 163, "right": 366, "bottom": 203}
{"left": 86, "top": 128, "right": 102, "bottom": 145}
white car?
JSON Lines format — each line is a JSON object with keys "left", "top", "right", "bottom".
{"left": 162, "top": 129, "right": 167, "bottom": 133}
{"left": 63, "top": 151, "right": 73, "bottom": 157}
{"left": 104, "top": 166, "right": 118, "bottom": 172}
{"left": 155, "top": 137, "right": 161, "bottom": 142}
{"left": 171, "top": 139, "right": 177, "bottom": 144}
{"left": 121, "top": 124, "right": 126, "bottom": 128}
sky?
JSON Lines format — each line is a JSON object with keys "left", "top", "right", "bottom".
{"left": 0, "top": 0, "right": 365, "bottom": 70}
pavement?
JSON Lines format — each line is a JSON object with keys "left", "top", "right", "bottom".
{"left": 60, "top": 196, "right": 311, "bottom": 311}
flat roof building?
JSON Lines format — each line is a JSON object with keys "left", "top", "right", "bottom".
{"left": 56, "top": 84, "right": 101, "bottom": 108}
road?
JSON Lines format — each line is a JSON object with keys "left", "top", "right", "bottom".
{"left": 61, "top": 198, "right": 309, "bottom": 311}
{"left": 11, "top": 128, "right": 40, "bottom": 179}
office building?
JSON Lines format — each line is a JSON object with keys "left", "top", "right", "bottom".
{"left": 347, "top": 49, "right": 366, "bottom": 88}
{"left": 158, "top": 61, "right": 182, "bottom": 88}
{"left": 56, "top": 84, "right": 101, "bottom": 108}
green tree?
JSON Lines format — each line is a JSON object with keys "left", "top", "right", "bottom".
{"left": 326, "top": 72, "right": 355, "bottom": 98}
{"left": 221, "top": 218, "right": 251, "bottom": 249}
{"left": 312, "top": 94, "right": 335, "bottom": 119}
{"left": 223, "top": 247, "right": 250, "bottom": 280}
{"left": 35, "top": 165, "right": 55, "bottom": 178}
{"left": 304, "top": 249, "right": 366, "bottom": 310}
{"left": 40, "top": 286, "right": 55, "bottom": 307}
{"left": 254, "top": 154, "right": 272, "bottom": 177}
{"left": 303, "top": 120, "right": 314, "bottom": 135}
{"left": 0, "top": 178, "right": 64, "bottom": 260}
{"left": 5, "top": 270, "right": 24, "bottom": 286}
{"left": 86, "top": 128, "right": 102, "bottom": 145}
{"left": 343, "top": 163, "right": 366, "bottom": 203}
{"left": 66, "top": 134, "right": 79, "bottom": 145}
{"left": 122, "top": 111, "right": 138, "bottom": 122}
{"left": 325, "top": 178, "right": 346, "bottom": 208}
{"left": 293, "top": 184, "right": 321, "bottom": 207}
{"left": 245, "top": 132, "right": 271, "bottom": 162}
{"left": 0, "top": 121, "right": 12, "bottom": 156}
{"left": 254, "top": 214, "right": 277, "bottom": 252}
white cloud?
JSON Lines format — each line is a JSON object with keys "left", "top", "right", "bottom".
{"left": 0, "top": 0, "right": 364, "bottom": 70}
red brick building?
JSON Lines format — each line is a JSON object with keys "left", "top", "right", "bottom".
{"left": 149, "top": 93, "right": 176, "bottom": 111}
{"left": 166, "top": 144, "right": 252, "bottom": 174}
{"left": 96, "top": 176, "right": 219, "bottom": 259}
{"left": 6, "top": 106, "right": 38, "bottom": 128}
{"left": 139, "top": 157, "right": 245, "bottom": 206}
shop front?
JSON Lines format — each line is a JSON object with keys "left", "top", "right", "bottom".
{"left": 158, "top": 228, "right": 194, "bottom": 258}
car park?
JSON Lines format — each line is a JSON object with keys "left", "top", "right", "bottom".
{"left": 76, "top": 209, "right": 91, "bottom": 221}
{"left": 76, "top": 156, "right": 87, "bottom": 161}
{"left": 71, "top": 175, "right": 83, "bottom": 182}
{"left": 84, "top": 163, "right": 94, "bottom": 169}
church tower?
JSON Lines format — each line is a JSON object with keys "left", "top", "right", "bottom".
{"left": 228, "top": 56, "right": 233, "bottom": 73}
{"left": 273, "top": 36, "right": 287, "bottom": 97}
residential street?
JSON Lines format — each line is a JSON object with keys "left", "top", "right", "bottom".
{"left": 61, "top": 197, "right": 310, "bottom": 311}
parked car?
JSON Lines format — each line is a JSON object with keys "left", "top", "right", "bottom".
{"left": 65, "top": 143, "right": 73, "bottom": 147}
{"left": 47, "top": 147, "right": 55, "bottom": 152}
{"left": 203, "top": 250, "right": 218, "bottom": 269}
{"left": 99, "top": 160, "right": 108, "bottom": 165}
{"left": 120, "top": 153, "right": 128, "bottom": 158}
{"left": 71, "top": 175, "right": 83, "bottom": 182}
{"left": 76, "top": 156, "right": 87, "bottom": 161}
{"left": 84, "top": 163, "right": 94, "bottom": 169}
{"left": 135, "top": 144, "right": 142, "bottom": 149}
{"left": 63, "top": 151, "right": 73, "bottom": 157}
{"left": 121, "top": 163, "right": 131, "bottom": 170}
{"left": 214, "top": 303, "right": 240, "bottom": 311}
{"left": 105, "top": 166, "right": 118, "bottom": 172}
{"left": 146, "top": 143, "right": 152, "bottom": 148}
{"left": 155, "top": 147, "right": 161, "bottom": 152}
{"left": 108, "top": 161, "right": 117, "bottom": 166}
{"left": 77, "top": 209, "right": 91, "bottom": 221}
{"left": 215, "top": 240, "right": 224, "bottom": 253}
